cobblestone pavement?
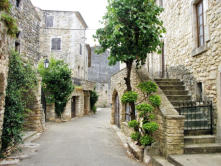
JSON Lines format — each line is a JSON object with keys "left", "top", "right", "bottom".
{"left": 18, "top": 108, "right": 144, "bottom": 166}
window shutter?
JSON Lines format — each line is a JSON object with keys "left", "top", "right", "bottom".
{"left": 46, "top": 16, "right": 54, "bottom": 28}
{"left": 51, "top": 38, "right": 61, "bottom": 50}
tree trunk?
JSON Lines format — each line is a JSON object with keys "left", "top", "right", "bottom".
{"left": 124, "top": 61, "right": 136, "bottom": 120}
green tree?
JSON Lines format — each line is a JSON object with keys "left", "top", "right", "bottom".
{"left": 94, "top": 0, "right": 165, "bottom": 120}
{"left": 38, "top": 58, "right": 74, "bottom": 117}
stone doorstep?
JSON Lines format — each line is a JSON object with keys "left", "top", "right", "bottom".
{"left": 0, "top": 159, "right": 20, "bottom": 166}
{"left": 152, "top": 156, "right": 175, "bottom": 166}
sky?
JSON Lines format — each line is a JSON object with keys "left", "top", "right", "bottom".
{"left": 31, "top": 0, "right": 108, "bottom": 46}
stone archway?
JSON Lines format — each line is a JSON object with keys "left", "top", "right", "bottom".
{"left": 217, "top": 64, "right": 221, "bottom": 143}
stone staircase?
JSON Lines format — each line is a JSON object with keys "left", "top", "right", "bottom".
{"left": 152, "top": 78, "right": 221, "bottom": 166}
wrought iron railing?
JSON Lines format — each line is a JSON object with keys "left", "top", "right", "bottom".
{"left": 177, "top": 100, "right": 213, "bottom": 134}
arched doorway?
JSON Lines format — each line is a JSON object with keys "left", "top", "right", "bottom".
{"left": 114, "top": 93, "right": 120, "bottom": 128}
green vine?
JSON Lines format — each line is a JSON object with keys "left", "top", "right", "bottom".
{"left": 38, "top": 58, "right": 74, "bottom": 117}
{"left": 1, "top": 51, "right": 37, "bottom": 153}
{"left": 0, "top": 0, "right": 19, "bottom": 37}
{"left": 128, "top": 81, "right": 161, "bottom": 147}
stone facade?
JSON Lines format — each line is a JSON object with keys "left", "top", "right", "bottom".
{"left": 88, "top": 47, "right": 120, "bottom": 107}
{"left": 146, "top": 0, "right": 221, "bottom": 140}
{"left": 38, "top": 10, "right": 89, "bottom": 80}
{"left": 111, "top": 67, "right": 184, "bottom": 157}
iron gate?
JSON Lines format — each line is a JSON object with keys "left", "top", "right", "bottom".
{"left": 177, "top": 101, "right": 213, "bottom": 134}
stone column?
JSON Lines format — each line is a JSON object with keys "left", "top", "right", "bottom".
{"left": 46, "top": 103, "right": 56, "bottom": 121}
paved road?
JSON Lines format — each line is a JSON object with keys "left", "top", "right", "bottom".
{"left": 18, "top": 108, "right": 144, "bottom": 166}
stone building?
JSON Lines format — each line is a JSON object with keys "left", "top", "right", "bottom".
{"left": 88, "top": 47, "right": 120, "bottom": 107}
{"left": 38, "top": 9, "right": 94, "bottom": 121}
{"left": 146, "top": 0, "right": 221, "bottom": 141}
{"left": 111, "top": 0, "right": 221, "bottom": 162}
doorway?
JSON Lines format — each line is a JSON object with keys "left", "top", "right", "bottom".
{"left": 114, "top": 94, "right": 120, "bottom": 128}
{"left": 71, "top": 97, "right": 76, "bottom": 118}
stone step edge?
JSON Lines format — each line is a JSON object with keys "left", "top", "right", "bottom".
{"left": 184, "top": 135, "right": 215, "bottom": 139}
{"left": 184, "top": 143, "right": 221, "bottom": 149}
{"left": 168, "top": 155, "right": 184, "bottom": 166}
{"left": 152, "top": 156, "right": 175, "bottom": 166}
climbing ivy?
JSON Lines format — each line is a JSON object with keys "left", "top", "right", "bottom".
{"left": 0, "top": 0, "right": 19, "bottom": 37}
{"left": 128, "top": 81, "right": 161, "bottom": 147}
{"left": 38, "top": 58, "right": 74, "bottom": 117}
{"left": 1, "top": 51, "right": 37, "bottom": 153}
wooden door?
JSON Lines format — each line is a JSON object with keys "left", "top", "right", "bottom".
{"left": 71, "top": 97, "right": 76, "bottom": 118}
{"left": 114, "top": 94, "right": 120, "bottom": 128}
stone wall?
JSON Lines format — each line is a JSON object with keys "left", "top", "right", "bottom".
{"left": 147, "top": 1, "right": 221, "bottom": 135}
{"left": 0, "top": 21, "right": 11, "bottom": 149}
{"left": 111, "top": 67, "right": 184, "bottom": 157}
{"left": 10, "top": 0, "right": 41, "bottom": 65}
{"left": 88, "top": 47, "right": 120, "bottom": 107}
{"left": 38, "top": 10, "right": 88, "bottom": 80}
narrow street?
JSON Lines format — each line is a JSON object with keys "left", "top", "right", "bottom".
{"left": 18, "top": 108, "right": 143, "bottom": 166}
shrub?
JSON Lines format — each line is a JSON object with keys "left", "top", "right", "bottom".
{"left": 136, "top": 103, "right": 154, "bottom": 118}
{"left": 1, "top": 51, "right": 37, "bottom": 152}
{"left": 38, "top": 58, "right": 74, "bottom": 117}
{"left": 149, "top": 95, "right": 161, "bottom": 107}
{"left": 138, "top": 81, "right": 157, "bottom": 94}
{"left": 0, "top": 0, "right": 11, "bottom": 13}
{"left": 131, "top": 132, "right": 141, "bottom": 141}
{"left": 90, "top": 90, "right": 98, "bottom": 113}
{"left": 140, "top": 135, "right": 153, "bottom": 146}
{"left": 1, "top": 12, "right": 18, "bottom": 37}
{"left": 128, "top": 120, "right": 139, "bottom": 129}
{"left": 142, "top": 122, "right": 159, "bottom": 133}
{"left": 121, "top": 91, "right": 138, "bottom": 104}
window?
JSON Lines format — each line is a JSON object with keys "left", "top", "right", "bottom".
{"left": 80, "top": 44, "right": 82, "bottom": 55}
{"left": 196, "top": 0, "right": 205, "bottom": 47}
{"left": 196, "top": 82, "right": 203, "bottom": 101}
{"left": 16, "top": 0, "right": 21, "bottom": 8}
{"left": 51, "top": 38, "right": 61, "bottom": 51}
{"left": 46, "top": 16, "right": 54, "bottom": 28}
{"left": 159, "top": 0, "right": 163, "bottom": 7}
{"left": 15, "top": 41, "right": 20, "bottom": 53}
{"left": 125, "top": 103, "right": 131, "bottom": 122}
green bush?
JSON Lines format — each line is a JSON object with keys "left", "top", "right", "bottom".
{"left": 149, "top": 95, "right": 161, "bottom": 107}
{"left": 140, "top": 135, "right": 153, "bottom": 146}
{"left": 128, "top": 120, "right": 139, "bottom": 129}
{"left": 1, "top": 12, "right": 18, "bottom": 37}
{"left": 142, "top": 122, "right": 159, "bottom": 133}
{"left": 136, "top": 103, "right": 154, "bottom": 118}
{"left": 131, "top": 132, "right": 140, "bottom": 141}
{"left": 138, "top": 81, "right": 157, "bottom": 94}
{"left": 92, "top": 105, "right": 97, "bottom": 113}
{"left": 90, "top": 90, "right": 98, "bottom": 113}
{"left": 38, "top": 58, "right": 74, "bottom": 117}
{"left": 1, "top": 51, "right": 37, "bottom": 152}
{"left": 0, "top": 0, "right": 11, "bottom": 13}
{"left": 121, "top": 91, "right": 138, "bottom": 104}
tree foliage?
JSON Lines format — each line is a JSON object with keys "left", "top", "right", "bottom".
{"left": 94, "top": 0, "right": 165, "bottom": 120}
{"left": 1, "top": 51, "right": 37, "bottom": 152}
{"left": 38, "top": 58, "right": 74, "bottom": 117}
{"left": 90, "top": 90, "right": 99, "bottom": 113}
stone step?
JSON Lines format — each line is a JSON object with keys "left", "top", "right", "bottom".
{"left": 184, "top": 129, "right": 212, "bottom": 136}
{"left": 152, "top": 156, "right": 175, "bottom": 166}
{"left": 155, "top": 79, "right": 180, "bottom": 82}
{"left": 184, "top": 135, "right": 215, "bottom": 145}
{"left": 182, "top": 112, "right": 205, "bottom": 119}
{"left": 184, "top": 119, "right": 209, "bottom": 128}
{"left": 164, "top": 90, "right": 189, "bottom": 96}
{"left": 160, "top": 85, "right": 185, "bottom": 91}
{"left": 184, "top": 143, "right": 221, "bottom": 154}
{"left": 156, "top": 82, "right": 184, "bottom": 86}
{"left": 171, "top": 101, "right": 192, "bottom": 107}
{"left": 167, "top": 95, "right": 192, "bottom": 101}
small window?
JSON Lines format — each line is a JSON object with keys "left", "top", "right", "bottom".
{"left": 80, "top": 44, "right": 82, "bottom": 55}
{"left": 196, "top": 0, "right": 205, "bottom": 47}
{"left": 46, "top": 16, "right": 54, "bottom": 28}
{"left": 15, "top": 41, "right": 20, "bottom": 53}
{"left": 196, "top": 82, "right": 203, "bottom": 101}
{"left": 51, "top": 38, "right": 61, "bottom": 51}
{"left": 16, "top": 0, "right": 21, "bottom": 8}
{"left": 159, "top": 0, "right": 163, "bottom": 7}
{"left": 125, "top": 103, "right": 131, "bottom": 122}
